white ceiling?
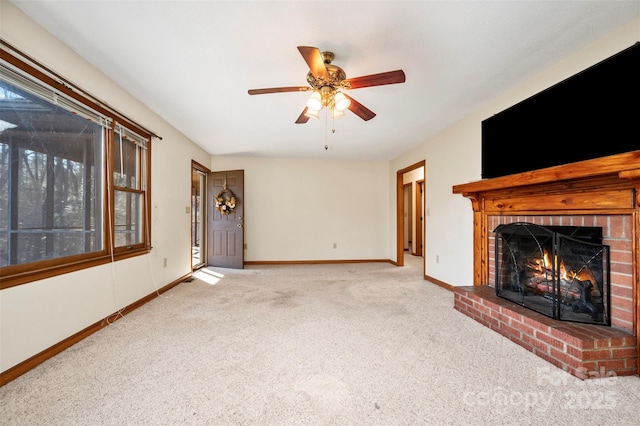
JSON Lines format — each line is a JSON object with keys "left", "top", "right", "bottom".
{"left": 11, "top": 1, "right": 640, "bottom": 161}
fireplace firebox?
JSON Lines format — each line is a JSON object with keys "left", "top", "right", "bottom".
{"left": 494, "top": 222, "right": 610, "bottom": 326}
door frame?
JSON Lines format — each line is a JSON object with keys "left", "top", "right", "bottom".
{"left": 403, "top": 183, "right": 412, "bottom": 252}
{"left": 191, "top": 160, "right": 210, "bottom": 271}
{"left": 396, "top": 160, "right": 425, "bottom": 268}
{"left": 414, "top": 179, "right": 424, "bottom": 257}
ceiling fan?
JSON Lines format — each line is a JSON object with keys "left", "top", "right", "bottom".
{"left": 248, "top": 46, "right": 406, "bottom": 124}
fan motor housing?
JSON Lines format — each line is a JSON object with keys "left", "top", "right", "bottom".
{"left": 306, "top": 51, "right": 347, "bottom": 89}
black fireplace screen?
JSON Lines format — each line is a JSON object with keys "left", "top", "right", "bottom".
{"left": 494, "top": 222, "right": 610, "bottom": 326}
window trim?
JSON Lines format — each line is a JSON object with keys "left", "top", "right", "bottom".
{"left": 0, "top": 44, "right": 154, "bottom": 290}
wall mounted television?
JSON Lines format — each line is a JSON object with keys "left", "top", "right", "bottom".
{"left": 481, "top": 42, "right": 640, "bottom": 179}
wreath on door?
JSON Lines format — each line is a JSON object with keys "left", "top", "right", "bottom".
{"left": 214, "top": 188, "right": 236, "bottom": 215}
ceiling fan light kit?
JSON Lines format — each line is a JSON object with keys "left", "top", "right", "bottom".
{"left": 333, "top": 92, "right": 350, "bottom": 111}
{"left": 248, "top": 46, "right": 406, "bottom": 126}
{"left": 306, "top": 91, "right": 323, "bottom": 111}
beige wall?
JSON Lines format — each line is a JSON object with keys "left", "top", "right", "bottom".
{"left": 211, "top": 156, "right": 390, "bottom": 261}
{"left": 0, "top": 1, "right": 211, "bottom": 372}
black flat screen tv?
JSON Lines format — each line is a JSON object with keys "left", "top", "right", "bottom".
{"left": 481, "top": 42, "right": 640, "bottom": 179}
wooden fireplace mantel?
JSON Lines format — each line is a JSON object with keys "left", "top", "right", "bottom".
{"left": 453, "top": 150, "right": 640, "bottom": 285}
{"left": 453, "top": 150, "right": 640, "bottom": 196}
{"left": 453, "top": 150, "right": 640, "bottom": 374}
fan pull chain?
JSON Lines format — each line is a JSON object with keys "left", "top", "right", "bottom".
{"left": 332, "top": 109, "right": 336, "bottom": 134}
{"left": 324, "top": 109, "right": 328, "bottom": 150}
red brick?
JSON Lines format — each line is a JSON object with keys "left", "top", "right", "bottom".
{"left": 611, "top": 263, "right": 634, "bottom": 276}
{"left": 455, "top": 298, "right": 469, "bottom": 309}
{"left": 480, "top": 298, "right": 499, "bottom": 308}
{"left": 549, "top": 329, "right": 581, "bottom": 347}
{"left": 566, "top": 328, "right": 598, "bottom": 342}
{"left": 476, "top": 303, "right": 493, "bottom": 315}
{"left": 482, "top": 314, "right": 500, "bottom": 328}
{"left": 566, "top": 345, "right": 583, "bottom": 359}
{"left": 607, "top": 215, "right": 623, "bottom": 238}
{"left": 535, "top": 330, "right": 565, "bottom": 350}
{"left": 609, "top": 249, "right": 633, "bottom": 263}
{"left": 490, "top": 310, "right": 510, "bottom": 324}
{"left": 610, "top": 284, "right": 634, "bottom": 299}
{"left": 550, "top": 347, "right": 580, "bottom": 365}
{"left": 466, "top": 302, "right": 481, "bottom": 315}
{"left": 523, "top": 316, "right": 550, "bottom": 333}
{"left": 473, "top": 315, "right": 491, "bottom": 328}
{"left": 502, "top": 309, "right": 523, "bottom": 321}
{"left": 500, "top": 322, "right": 522, "bottom": 339}
{"left": 610, "top": 307, "right": 634, "bottom": 325}
{"left": 611, "top": 347, "right": 638, "bottom": 359}
{"left": 579, "top": 339, "right": 595, "bottom": 350}
{"left": 582, "top": 349, "right": 612, "bottom": 361}
{"left": 523, "top": 334, "right": 550, "bottom": 353}
{"left": 511, "top": 320, "right": 535, "bottom": 337}
{"left": 608, "top": 337, "right": 631, "bottom": 348}
{"left": 607, "top": 239, "right": 633, "bottom": 251}
{"left": 454, "top": 273, "right": 638, "bottom": 378}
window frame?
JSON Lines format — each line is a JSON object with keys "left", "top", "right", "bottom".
{"left": 111, "top": 124, "right": 150, "bottom": 253}
{"left": 0, "top": 47, "right": 153, "bottom": 289}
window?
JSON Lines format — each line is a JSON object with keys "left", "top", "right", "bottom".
{"left": 0, "top": 48, "right": 152, "bottom": 289}
{"left": 113, "top": 125, "right": 148, "bottom": 249}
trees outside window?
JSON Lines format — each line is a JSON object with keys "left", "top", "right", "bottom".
{"left": 0, "top": 51, "right": 151, "bottom": 289}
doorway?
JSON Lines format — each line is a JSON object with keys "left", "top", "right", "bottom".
{"left": 396, "top": 160, "right": 425, "bottom": 271}
{"left": 415, "top": 180, "right": 424, "bottom": 257}
{"left": 191, "top": 162, "right": 208, "bottom": 270}
{"left": 403, "top": 183, "right": 412, "bottom": 252}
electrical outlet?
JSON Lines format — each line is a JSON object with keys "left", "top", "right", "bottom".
{"left": 163, "top": 257, "right": 167, "bottom": 267}
{"left": 333, "top": 243, "right": 337, "bottom": 249}
{"left": 436, "top": 255, "right": 439, "bottom": 264}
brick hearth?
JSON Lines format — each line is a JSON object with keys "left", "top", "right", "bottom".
{"left": 454, "top": 286, "right": 637, "bottom": 377}
{"left": 452, "top": 152, "right": 640, "bottom": 379}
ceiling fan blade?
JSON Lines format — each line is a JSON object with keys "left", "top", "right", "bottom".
{"left": 297, "top": 46, "right": 329, "bottom": 79}
{"left": 295, "top": 107, "right": 310, "bottom": 124}
{"left": 343, "top": 70, "right": 406, "bottom": 89}
{"left": 248, "top": 86, "right": 309, "bottom": 95}
{"left": 344, "top": 94, "right": 376, "bottom": 121}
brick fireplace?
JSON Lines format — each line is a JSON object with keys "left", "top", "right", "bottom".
{"left": 452, "top": 151, "right": 640, "bottom": 378}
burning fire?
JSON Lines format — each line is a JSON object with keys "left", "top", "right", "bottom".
{"left": 527, "top": 249, "right": 598, "bottom": 299}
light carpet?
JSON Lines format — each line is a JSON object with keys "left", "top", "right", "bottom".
{"left": 1, "top": 256, "right": 639, "bottom": 425}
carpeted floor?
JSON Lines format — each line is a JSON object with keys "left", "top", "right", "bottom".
{"left": 1, "top": 256, "right": 639, "bottom": 425}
